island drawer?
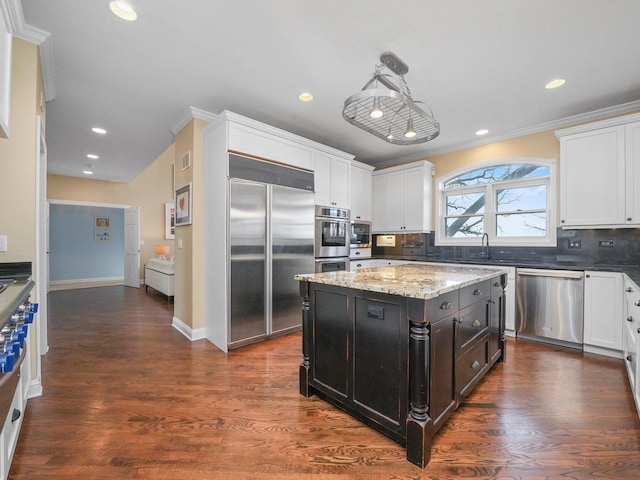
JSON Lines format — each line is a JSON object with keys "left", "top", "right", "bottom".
{"left": 458, "top": 301, "right": 489, "bottom": 351}
{"left": 456, "top": 338, "right": 489, "bottom": 397}
{"left": 429, "top": 290, "right": 459, "bottom": 322}
{"left": 459, "top": 280, "right": 490, "bottom": 309}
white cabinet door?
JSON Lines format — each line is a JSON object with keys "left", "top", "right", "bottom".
{"left": 314, "top": 151, "right": 332, "bottom": 206}
{"left": 314, "top": 152, "right": 350, "bottom": 208}
{"left": 402, "top": 166, "right": 429, "bottom": 232}
{"left": 560, "top": 126, "right": 626, "bottom": 226}
{"left": 385, "top": 171, "right": 405, "bottom": 231}
{"left": 372, "top": 173, "right": 390, "bottom": 232}
{"left": 330, "top": 156, "right": 350, "bottom": 209}
{"left": 583, "top": 271, "right": 623, "bottom": 353}
{"left": 625, "top": 121, "right": 640, "bottom": 225}
{"left": 350, "top": 165, "right": 372, "bottom": 221}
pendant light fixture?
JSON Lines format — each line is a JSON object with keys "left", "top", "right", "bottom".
{"left": 343, "top": 52, "right": 440, "bottom": 145}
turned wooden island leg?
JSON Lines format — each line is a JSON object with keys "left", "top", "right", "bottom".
{"left": 406, "top": 321, "right": 433, "bottom": 467}
{"left": 299, "top": 281, "right": 312, "bottom": 397}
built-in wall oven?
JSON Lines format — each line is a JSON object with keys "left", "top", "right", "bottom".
{"left": 315, "top": 205, "right": 350, "bottom": 272}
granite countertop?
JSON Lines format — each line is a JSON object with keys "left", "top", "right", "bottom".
{"left": 295, "top": 264, "right": 508, "bottom": 300}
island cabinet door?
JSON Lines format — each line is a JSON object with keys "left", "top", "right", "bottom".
{"left": 353, "top": 295, "right": 409, "bottom": 436}
{"left": 429, "top": 315, "right": 456, "bottom": 430}
{"left": 311, "top": 289, "right": 351, "bottom": 399}
{"left": 488, "top": 278, "right": 505, "bottom": 365}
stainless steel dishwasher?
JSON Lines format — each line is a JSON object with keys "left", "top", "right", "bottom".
{"left": 516, "top": 268, "right": 584, "bottom": 349}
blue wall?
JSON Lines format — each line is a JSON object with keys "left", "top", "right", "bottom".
{"left": 49, "top": 204, "right": 125, "bottom": 281}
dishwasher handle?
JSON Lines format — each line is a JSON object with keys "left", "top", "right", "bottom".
{"left": 516, "top": 268, "right": 583, "bottom": 280}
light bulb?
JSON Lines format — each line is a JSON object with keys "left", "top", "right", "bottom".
{"left": 370, "top": 98, "right": 384, "bottom": 119}
{"left": 404, "top": 118, "right": 416, "bottom": 138}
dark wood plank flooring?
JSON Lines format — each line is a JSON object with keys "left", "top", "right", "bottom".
{"left": 9, "top": 286, "right": 640, "bottom": 479}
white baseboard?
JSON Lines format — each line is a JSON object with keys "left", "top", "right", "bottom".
{"left": 49, "top": 277, "right": 126, "bottom": 291}
{"left": 172, "top": 316, "right": 206, "bottom": 341}
{"left": 583, "top": 344, "right": 623, "bottom": 359}
{"left": 28, "top": 379, "right": 43, "bottom": 399}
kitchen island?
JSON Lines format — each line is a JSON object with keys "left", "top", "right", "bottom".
{"left": 295, "top": 263, "right": 507, "bottom": 468}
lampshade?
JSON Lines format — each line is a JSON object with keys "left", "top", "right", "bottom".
{"left": 155, "top": 244, "right": 170, "bottom": 260}
{"left": 343, "top": 52, "right": 440, "bottom": 145}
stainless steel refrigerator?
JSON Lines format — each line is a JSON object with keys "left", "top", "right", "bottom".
{"left": 228, "top": 154, "right": 314, "bottom": 348}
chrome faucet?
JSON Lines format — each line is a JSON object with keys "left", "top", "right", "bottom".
{"left": 480, "top": 233, "right": 490, "bottom": 260}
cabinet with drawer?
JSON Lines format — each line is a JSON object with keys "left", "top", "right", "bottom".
{"left": 456, "top": 281, "right": 491, "bottom": 398}
{"left": 623, "top": 275, "right": 640, "bottom": 419}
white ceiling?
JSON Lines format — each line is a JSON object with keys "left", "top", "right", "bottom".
{"left": 18, "top": 0, "right": 640, "bottom": 182}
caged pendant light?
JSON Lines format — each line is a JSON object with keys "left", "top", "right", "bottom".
{"left": 343, "top": 52, "right": 440, "bottom": 145}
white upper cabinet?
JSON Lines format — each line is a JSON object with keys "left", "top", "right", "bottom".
{"left": 625, "top": 121, "right": 640, "bottom": 224}
{"left": 314, "top": 151, "right": 350, "bottom": 209}
{"left": 349, "top": 162, "right": 374, "bottom": 221}
{"left": 556, "top": 113, "right": 640, "bottom": 227}
{"left": 372, "top": 160, "right": 433, "bottom": 233}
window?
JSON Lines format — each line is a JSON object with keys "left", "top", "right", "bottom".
{"left": 436, "top": 159, "right": 556, "bottom": 246}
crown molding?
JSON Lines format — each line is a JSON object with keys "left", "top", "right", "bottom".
{"left": 1, "top": 0, "right": 22, "bottom": 33}
{"left": 378, "top": 99, "right": 640, "bottom": 168}
{"left": 3, "top": 0, "right": 56, "bottom": 100}
{"left": 38, "top": 34, "right": 55, "bottom": 100}
{"left": 169, "top": 107, "right": 217, "bottom": 135}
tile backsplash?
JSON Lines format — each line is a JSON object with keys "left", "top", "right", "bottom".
{"left": 373, "top": 228, "right": 640, "bottom": 266}
{"left": 556, "top": 228, "right": 640, "bottom": 266}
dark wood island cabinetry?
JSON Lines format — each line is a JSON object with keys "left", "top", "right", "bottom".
{"left": 296, "top": 264, "right": 507, "bottom": 468}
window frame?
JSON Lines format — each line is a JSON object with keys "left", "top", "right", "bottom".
{"left": 435, "top": 158, "right": 557, "bottom": 247}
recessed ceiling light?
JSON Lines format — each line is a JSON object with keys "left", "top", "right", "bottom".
{"left": 298, "top": 92, "right": 313, "bottom": 102}
{"left": 109, "top": 1, "right": 137, "bottom": 21}
{"left": 83, "top": 170, "right": 94, "bottom": 175}
{"left": 545, "top": 78, "right": 566, "bottom": 89}
{"left": 87, "top": 154, "right": 99, "bottom": 159}
{"left": 475, "top": 129, "right": 489, "bottom": 136}
{"left": 92, "top": 127, "right": 107, "bottom": 134}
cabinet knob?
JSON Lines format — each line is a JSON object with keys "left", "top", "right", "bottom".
{"left": 473, "top": 289, "right": 482, "bottom": 296}
{"left": 628, "top": 316, "right": 634, "bottom": 322}
{"left": 628, "top": 217, "right": 632, "bottom": 221}
{"left": 355, "top": 251, "right": 360, "bottom": 256}
{"left": 561, "top": 219, "right": 565, "bottom": 223}
{"left": 635, "top": 300, "right": 640, "bottom": 307}
{"left": 440, "top": 301, "right": 452, "bottom": 310}
{"left": 11, "top": 408, "right": 20, "bottom": 423}
{"left": 626, "top": 287, "right": 633, "bottom": 292}
{"left": 472, "top": 319, "right": 481, "bottom": 327}
{"left": 627, "top": 355, "right": 633, "bottom": 362}
{"left": 585, "top": 274, "right": 590, "bottom": 278}
{"left": 471, "top": 360, "right": 481, "bottom": 370}
{"left": 638, "top": 327, "right": 640, "bottom": 334}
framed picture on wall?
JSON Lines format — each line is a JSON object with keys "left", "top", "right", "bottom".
{"left": 165, "top": 203, "right": 175, "bottom": 239}
{"left": 95, "top": 216, "right": 110, "bottom": 228}
{"left": 175, "top": 183, "right": 192, "bottom": 227}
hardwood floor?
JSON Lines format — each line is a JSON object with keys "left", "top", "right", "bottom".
{"left": 9, "top": 286, "right": 640, "bottom": 479}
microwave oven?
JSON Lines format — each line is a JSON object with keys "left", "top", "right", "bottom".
{"left": 350, "top": 220, "right": 372, "bottom": 249}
